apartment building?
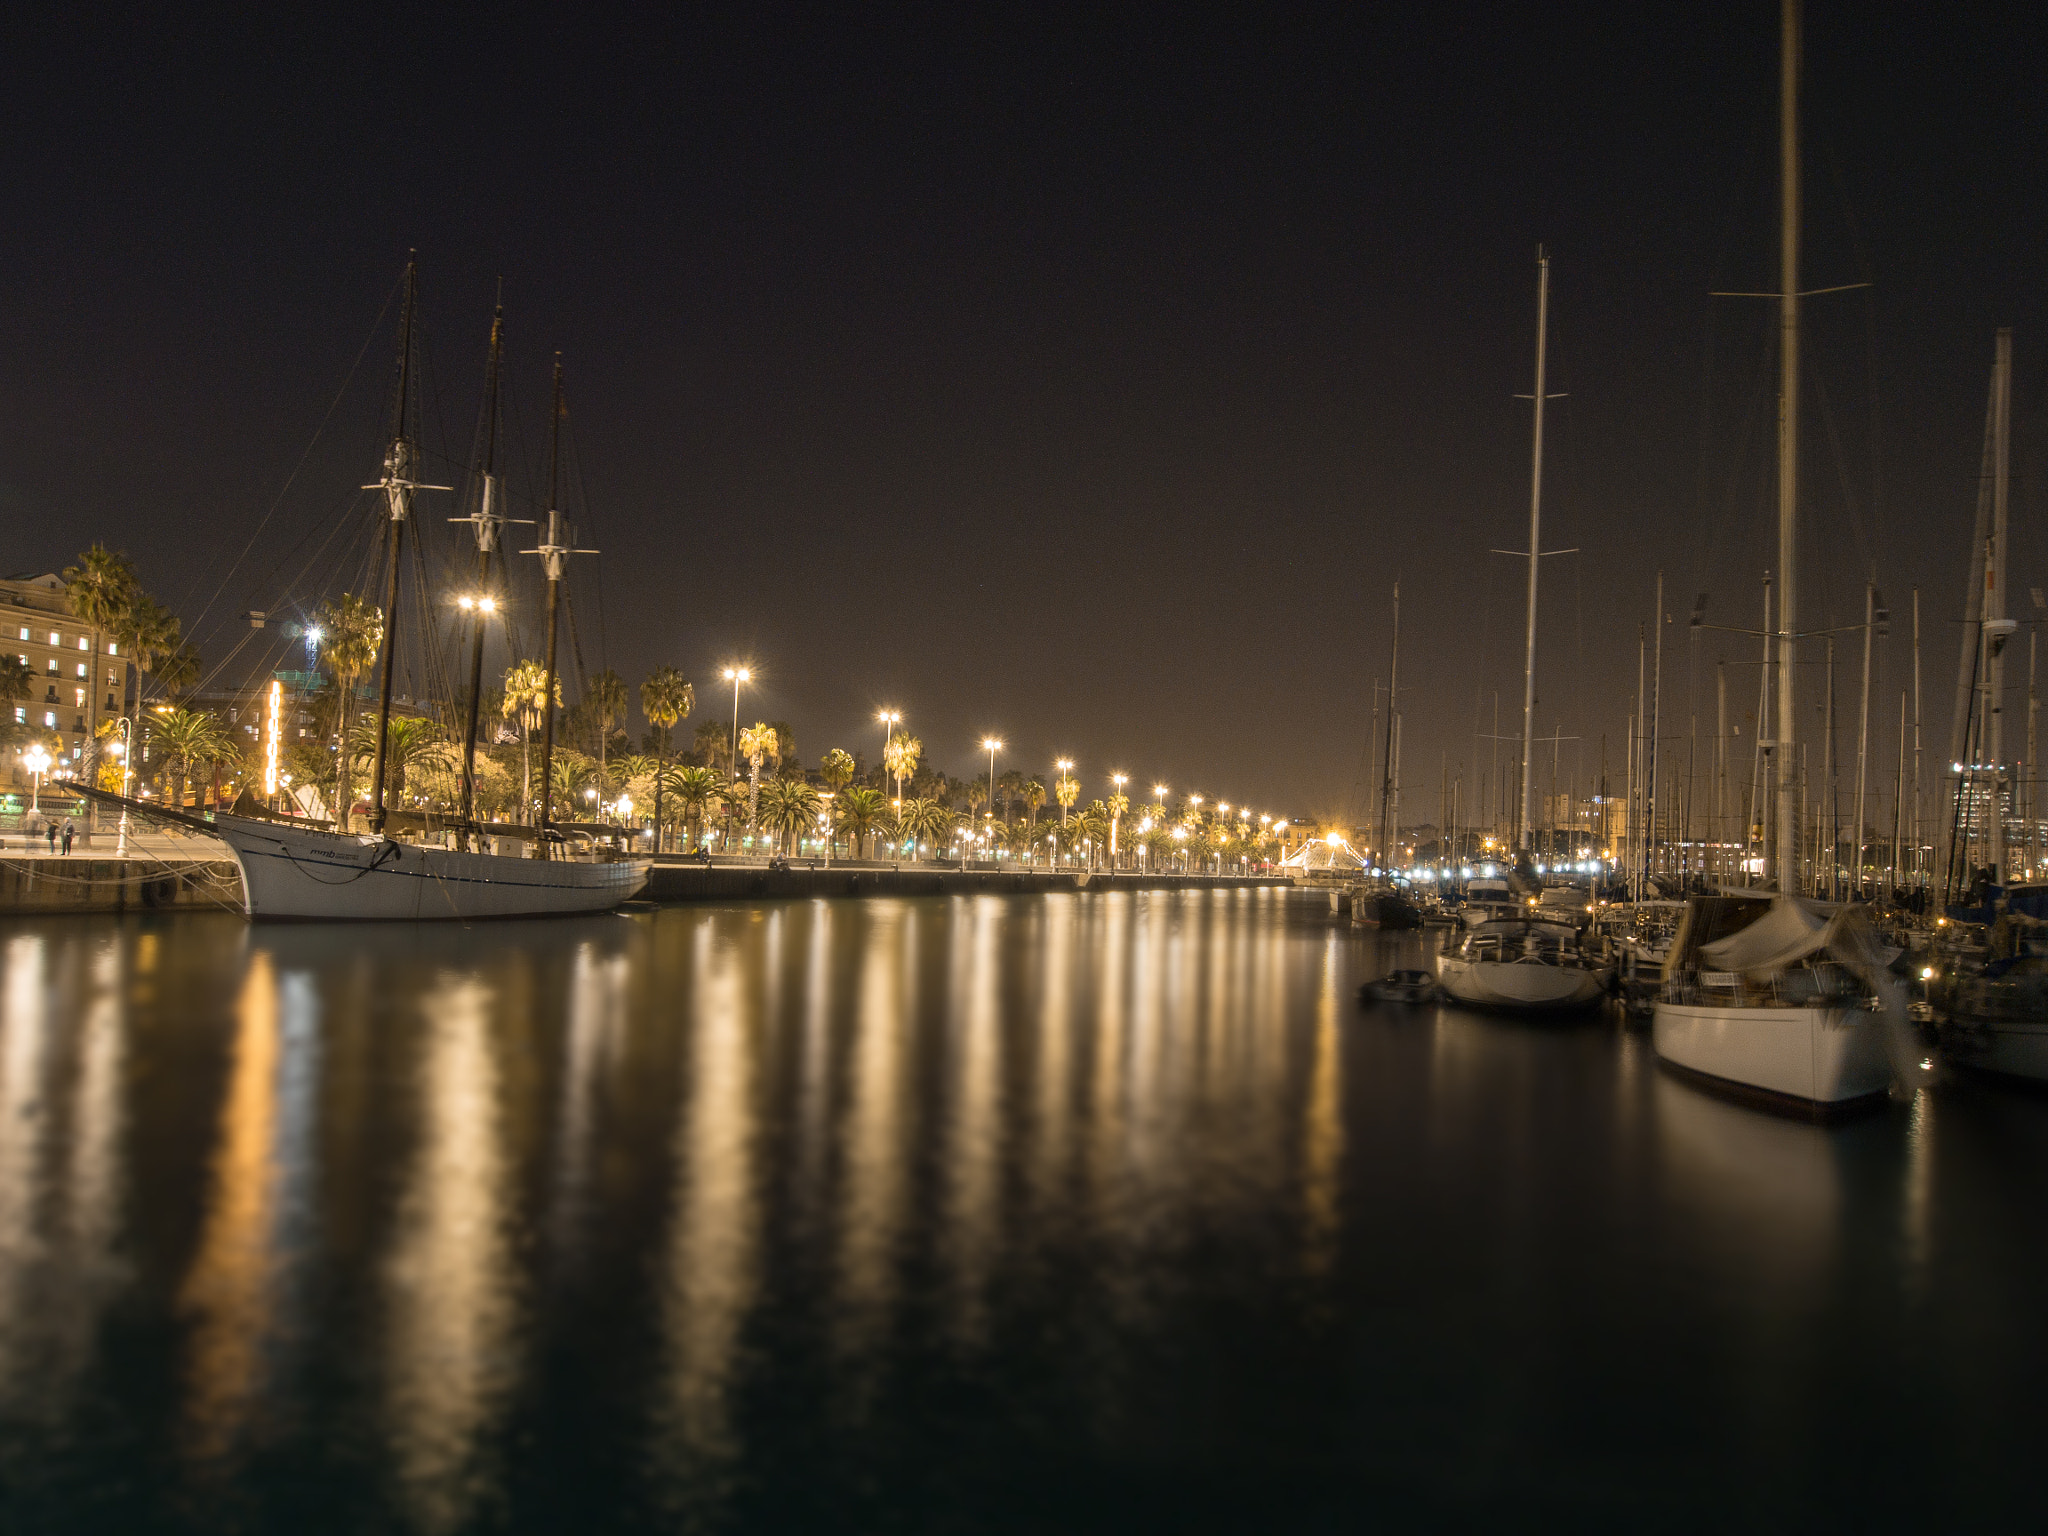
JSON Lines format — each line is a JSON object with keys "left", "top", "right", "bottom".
{"left": 3, "top": 570, "right": 136, "bottom": 778}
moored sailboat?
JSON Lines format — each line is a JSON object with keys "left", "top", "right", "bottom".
{"left": 176, "top": 259, "right": 647, "bottom": 919}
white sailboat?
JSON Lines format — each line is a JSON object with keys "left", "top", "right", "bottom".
{"left": 1650, "top": 0, "right": 1926, "bottom": 1107}
{"left": 193, "top": 260, "right": 646, "bottom": 920}
{"left": 1437, "top": 920, "right": 1610, "bottom": 1012}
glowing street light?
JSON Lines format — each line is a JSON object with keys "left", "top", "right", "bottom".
{"left": 23, "top": 743, "right": 50, "bottom": 813}
{"left": 1055, "top": 757, "right": 1074, "bottom": 829}
{"left": 982, "top": 737, "right": 1003, "bottom": 837}
{"left": 723, "top": 666, "right": 751, "bottom": 778}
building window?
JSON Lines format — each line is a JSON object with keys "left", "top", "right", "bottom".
{"left": 11, "top": 708, "right": 21, "bottom": 725}
{"left": 15, "top": 627, "right": 26, "bottom": 641}
{"left": 48, "top": 632, "right": 59, "bottom": 646}
{"left": 108, "top": 642, "right": 117, "bottom": 655}
{"left": 73, "top": 688, "right": 85, "bottom": 708}
{"left": 75, "top": 662, "right": 86, "bottom": 678}
{"left": 76, "top": 637, "right": 88, "bottom": 651}
{"left": 43, "top": 711, "right": 55, "bottom": 728}
{"left": 45, "top": 659, "right": 57, "bottom": 675}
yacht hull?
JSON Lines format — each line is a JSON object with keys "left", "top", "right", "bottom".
{"left": 1652, "top": 1001, "right": 1892, "bottom": 1106}
{"left": 1436, "top": 955, "right": 1608, "bottom": 1012}
{"left": 211, "top": 814, "right": 648, "bottom": 921}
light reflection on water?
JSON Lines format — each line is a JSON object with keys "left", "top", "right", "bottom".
{"left": 0, "top": 892, "right": 2044, "bottom": 1531}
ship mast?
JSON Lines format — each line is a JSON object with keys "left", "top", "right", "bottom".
{"left": 1772, "top": 0, "right": 1801, "bottom": 889}
{"left": 364, "top": 255, "right": 449, "bottom": 837}
{"left": 1518, "top": 247, "right": 1551, "bottom": 852}
{"left": 525, "top": 357, "right": 597, "bottom": 858}
{"left": 451, "top": 294, "right": 518, "bottom": 841}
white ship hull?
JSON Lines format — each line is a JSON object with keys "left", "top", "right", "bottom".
{"left": 1652, "top": 1000, "right": 1892, "bottom": 1106}
{"left": 1435, "top": 954, "right": 1608, "bottom": 1012}
{"left": 211, "top": 814, "right": 648, "bottom": 921}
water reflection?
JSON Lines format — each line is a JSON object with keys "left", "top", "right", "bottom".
{"left": 2, "top": 900, "right": 2046, "bottom": 1529}
{"left": 381, "top": 974, "right": 512, "bottom": 1533}
{"left": 835, "top": 905, "right": 911, "bottom": 1368}
{"left": 659, "top": 920, "right": 761, "bottom": 1475}
{"left": 180, "top": 952, "right": 290, "bottom": 1466}
{"left": 0, "top": 934, "right": 130, "bottom": 1428}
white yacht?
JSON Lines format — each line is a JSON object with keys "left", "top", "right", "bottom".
{"left": 1653, "top": 895, "right": 1910, "bottom": 1109}
{"left": 1436, "top": 920, "right": 1610, "bottom": 1012}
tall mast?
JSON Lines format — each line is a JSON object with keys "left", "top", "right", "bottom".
{"left": 1773, "top": 0, "right": 1801, "bottom": 890}
{"left": 456, "top": 296, "right": 506, "bottom": 835}
{"left": 1854, "top": 579, "right": 1875, "bottom": 893}
{"left": 1987, "top": 329, "right": 2013, "bottom": 879}
{"left": 1649, "top": 570, "right": 1663, "bottom": 888}
{"left": 535, "top": 357, "right": 567, "bottom": 855}
{"left": 1518, "top": 247, "right": 1551, "bottom": 851}
{"left": 1378, "top": 581, "right": 1399, "bottom": 871}
{"left": 366, "top": 254, "right": 437, "bottom": 838}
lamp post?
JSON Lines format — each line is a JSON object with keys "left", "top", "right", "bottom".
{"left": 723, "top": 666, "right": 751, "bottom": 780}
{"left": 1109, "top": 771, "right": 1128, "bottom": 866}
{"left": 983, "top": 737, "right": 1003, "bottom": 845}
{"left": 1056, "top": 757, "right": 1073, "bottom": 826}
{"left": 23, "top": 743, "right": 50, "bottom": 814}
{"left": 879, "top": 709, "right": 902, "bottom": 805}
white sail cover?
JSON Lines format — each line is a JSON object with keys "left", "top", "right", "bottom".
{"left": 1699, "top": 896, "right": 1883, "bottom": 977}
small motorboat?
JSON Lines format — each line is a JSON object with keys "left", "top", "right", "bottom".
{"left": 1361, "top": 969, "right": 1438, "bottom": 1005}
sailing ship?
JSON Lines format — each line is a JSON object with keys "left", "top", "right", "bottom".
{"left": 1649, "top": 0, "right": 1925, "bottom": 1106}
{"left": 124, "top": 258, "right": 648, "bottom": 920}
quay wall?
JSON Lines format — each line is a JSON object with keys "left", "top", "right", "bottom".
{"left": 0, "top": 858, "right": 245, "bottom": 915}
{"left": 641, "top": 862, "right": 1292, "bottom": 903}
{"left": 0, "top": 851, "right": 1291, "bottom": 916}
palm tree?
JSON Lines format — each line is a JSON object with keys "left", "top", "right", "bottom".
{"left": 759, "top": 775, "right": 822, "bottom": 855}
{"left": 154, "top": 640, "right": 202, "bottom": 702}
{"left": 1023, "top": 778, "right": 1045, "bottom": 827}
{"left": 1054, "top": 770, "right": 1079, "bottom": 826}
{"left": 883, "top": 732, "right": 920, "bottom": 806}
{"left": 737, "top": 722, "right": 778, "bottom": 841}
{"left": 838, "top": 785, "right": 887, "bottom": 858}
{"left": 62, "top": 543, "right": 138, "bottom": 759}
{"left": 641, "top": 666, "right": 693, "bottom": 850}
{"left": 350, "top": 715, "right": 457, "bottom": 808}
{"left": 663, "top": 763, "right": 721, "bottom": 848}
{"left": 896, "top": 795, "right": 952, "bottom": 862}
{"left": 1105, "top": 787, "right": 1130, "bottom": 869}
{"left": 149, "top": 707, "right": 233, "bottom": 813}
{"left": 502, "top": 660, "right": 558, "bottom": 824}
{"left": 1, "top": 655, "right": 31, "bottom": 714}
{"left": 114, "top": 592, "right": 182, "bottom": 712}
{"left": 316, "top": 594, "right": 382, "bottom": 830}
{"left": 586, "top": 668, "right": 628, "bottom": 790}
{"left": 821, "top": 747, "right": 855, "bottom": 791}
{"left": 549, "top": 751, "right": 595, "bottom": 818}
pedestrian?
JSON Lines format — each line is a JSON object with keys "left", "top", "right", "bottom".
{"left": 46, "top": 821, "right": 58, "bottom": 854}
{"left": 61, "top": 822, "right": 74, "bottom": 855}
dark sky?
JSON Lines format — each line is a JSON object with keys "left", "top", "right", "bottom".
{"left": 4, "top": 3, "right": 2042, "bottom": 827}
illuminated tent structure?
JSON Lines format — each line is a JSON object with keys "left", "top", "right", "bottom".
{"left": 1280, "top": 835, "right": 1368, "bottom": 874}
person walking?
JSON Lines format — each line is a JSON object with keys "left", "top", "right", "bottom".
{"left": 45, "top": 821, "right": 58, "bottom": 854}
{"left": 61, "top": 822, "right": 74, "bottom": 855}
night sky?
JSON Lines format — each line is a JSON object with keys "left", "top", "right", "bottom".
{"left": 4, "top": 4, "right": 2042, "bottom": 826}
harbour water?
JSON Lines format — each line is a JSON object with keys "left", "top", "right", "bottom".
{"left": 0, "top": 891, "right": 2043, "bottom": 1531}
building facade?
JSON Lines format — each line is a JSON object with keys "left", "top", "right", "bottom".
{"left": 4, "top": 571, "right": 136, "bottom": 781}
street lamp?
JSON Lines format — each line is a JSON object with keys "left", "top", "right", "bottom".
{"left": 879, "top": 709, "right": 902, "bottom": 804}
{"left": 982, "top": 736, "right": 1002, "bottom": 838}
{"left": 23, "top": 743, "right": 50, "bottom": 814}
{"left": 1055, "top": 757, "right": 1074, "bottom": 829}
{"left": 1110, "top": 771, "right": 1128, "bottom": 865}
{"left": 723, "top": 666, "right": 751, "bottom": 779}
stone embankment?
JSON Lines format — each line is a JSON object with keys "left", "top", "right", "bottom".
{"left": 0, "top": 856, "right": 243, "bottom": 915}
{"left": 641, "top": 860, "right": 1291, "bottom": 902}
